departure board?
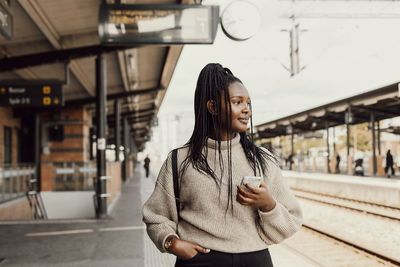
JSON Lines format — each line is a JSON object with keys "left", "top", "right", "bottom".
{"left": 99, "top": 4, "right": 219, "bottom": 45}
{"left": 0, "top": 80, "right": 64, "bottom": 107}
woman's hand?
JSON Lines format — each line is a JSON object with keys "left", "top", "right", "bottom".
{"left": 168, "top": 238, "right": 210, "bottom": 260}
{"left": 237, "top": 181, "right": 276, "bottom": 212}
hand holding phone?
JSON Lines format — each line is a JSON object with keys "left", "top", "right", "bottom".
{"left": 237, "top": 176, "right": 276, "bottom": 212}
{"left": 241, "top": 176, "right": 262, "bottom": 192}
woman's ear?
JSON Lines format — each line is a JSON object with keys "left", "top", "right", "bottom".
{"left": 207, "top": 100, "right": 217, "bottom": 115}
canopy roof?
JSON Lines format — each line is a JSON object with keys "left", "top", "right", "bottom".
{"left": 255, "top": 82, "right": 400, "bottom": 139}
{"left": 0, "top": 0, "right": 195, "bottom": 150}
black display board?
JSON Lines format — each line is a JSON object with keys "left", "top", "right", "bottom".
{"left": 0, "top": 80, "right": 64, "bottom": 107}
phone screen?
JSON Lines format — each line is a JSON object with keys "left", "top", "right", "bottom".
{"left": 241, "top": 176, "right": 262, "bottom": 192}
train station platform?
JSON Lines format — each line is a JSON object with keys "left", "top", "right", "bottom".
{"left": 0, "top": 165, "right": 313, "bottom": 267}
{"left": 283, "top": 170, "right": 400, "bottom": 209}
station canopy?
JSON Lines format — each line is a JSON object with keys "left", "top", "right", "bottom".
{"left": 255, "top": 83, "right": 400, "bottom": 139}
{"left": 0, "top": 0, "right": 197, "bottom": 150}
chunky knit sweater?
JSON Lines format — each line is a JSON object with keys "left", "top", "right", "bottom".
{"left": 142, "top": 134, "right": 303, "bottom": 253}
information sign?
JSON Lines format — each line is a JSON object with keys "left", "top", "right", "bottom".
{"left": 0, "top": 1, "right": 12, "bottom": 40}
{"left": 0, "top": 80, "right": 64, "bottom": 107}
{"left": 99, "top": 4, "right": 219, "bottom": 44}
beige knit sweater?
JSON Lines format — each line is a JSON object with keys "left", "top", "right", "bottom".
{"left": 142, "top": 134, "right": 303, "bottom": 253}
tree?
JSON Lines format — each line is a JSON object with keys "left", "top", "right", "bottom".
{"left": 337, "top": 123, "right": 372, "bottom": 152}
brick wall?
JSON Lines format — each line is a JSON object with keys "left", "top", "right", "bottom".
{"left": 0, "top": 107, "right": 21, "bottom": 164}
{"left": 41, "top": 108, "right": 91, "bottom": 163}
{"left": 40, "top": 108, "right": 92, "bottom": 191}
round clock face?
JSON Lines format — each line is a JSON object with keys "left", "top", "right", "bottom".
{"left": 221, "top": 0, "right": 262, "bottom": 41}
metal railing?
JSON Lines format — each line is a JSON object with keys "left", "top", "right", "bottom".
{"left": 52, "top": 162, "right": 96, "bottom": 191}
{"left": 0, "top": 163, "right": 35, "bottom": 204}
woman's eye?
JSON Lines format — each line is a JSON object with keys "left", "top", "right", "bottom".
{"left": 232, "top": 101, "right": 240, "bottom": 104}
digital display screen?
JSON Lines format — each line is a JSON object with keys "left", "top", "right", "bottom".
{"left": 0, "top": 80, "right": 64, "bottom": 107}
{"left": 99, "top": 4, "right": 219, "bottom": 45}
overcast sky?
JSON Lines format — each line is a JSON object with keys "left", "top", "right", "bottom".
{"left": 158, "top": 0, "right": 400, "bottom": 126}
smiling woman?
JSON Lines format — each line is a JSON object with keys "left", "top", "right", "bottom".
{"left": 142, "top": 63, "right": 303, "bottom": 267}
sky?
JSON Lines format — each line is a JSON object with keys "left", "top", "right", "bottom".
{"left": 147, "top": 0, "right": 400, "bottom": 156}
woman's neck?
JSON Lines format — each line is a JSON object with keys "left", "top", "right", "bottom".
{"left": 208, "top": 131, "right": 237, "bottom": 141}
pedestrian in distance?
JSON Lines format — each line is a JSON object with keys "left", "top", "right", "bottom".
{"left": 288, "top": 153, "right": 294, "bottom": 170}
{"left": 144, "top": 155, "right": 151, "bottom": 178}
{"left": 385, "top": 149, "right": 395, "bottom": 178}
{"left": 142, "top": 63, "right": 303, "bottom": 267}
{"left": 335, "top": 153, "right": 341, "bottom": 174}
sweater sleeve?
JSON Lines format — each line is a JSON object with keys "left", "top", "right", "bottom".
{"left": 142, "top": 153, "right": 180, "bottom": 252}
{"left": 256, "top": 157, "right": 303, "bottom": 245}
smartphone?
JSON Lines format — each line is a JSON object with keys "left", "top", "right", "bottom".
{"left": 241, "top": 176, "right": 262, "bottom": 192}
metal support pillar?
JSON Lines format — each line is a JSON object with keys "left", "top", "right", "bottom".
{"left": 34, "top": 114, "right": 41, "bottom": 192}
{"left": 114, "top": 100, "right": 121, "bottom": 162}
{"left": 95, "top": 55, "right": 107, "bottom": 218}
{"left": 326, "top": 122, "right": 331, "bottom": 173}
{"left": 371, "top": 112, "right": 377, "bottom": 175}
{"left": 346, "top": 105, "right": 351, "bottom": 157}
{"left": 333, "top": 127, "right": 336, "bottom": 153}
{"left": 377, "top": 121, "right": 381, "bottom": 155}
{"left": 123, "top": 117, "right": 129, "bottom": 181}
{"left": 290, "top": 132, "right": 294, "bottom": 170}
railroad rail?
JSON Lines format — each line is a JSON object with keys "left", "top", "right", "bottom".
{"left": 291, "top": 188, "right": 400, "bottom": 266}
{"left": 282, "top": 226, "right": 399, "bottom": 266}
{"left": 292, "top": 188, "right": 400, "bottom": 221}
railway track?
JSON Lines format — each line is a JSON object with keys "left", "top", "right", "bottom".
{"left": 281, "top": 226, "right": 399, "bottom": 267}
{"left": 292, "top": 188, "right": 400, "bottom": 221}
{"left": 302, "top": 225, "right": 400, "bottom": 266}
{"left": 291, "top": 188, "right": 400, "bottom": 266}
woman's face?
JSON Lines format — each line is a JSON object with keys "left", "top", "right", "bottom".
{"left": 221, "top": 81, "right": 251, "bottom": 134}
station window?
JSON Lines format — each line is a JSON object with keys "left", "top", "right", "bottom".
{"left": 4, "top": 126, "right": 12, "bottom": 164}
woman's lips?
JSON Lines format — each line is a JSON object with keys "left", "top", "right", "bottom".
{"left": 238, "top": 118, "right": 249, "bottom": 124}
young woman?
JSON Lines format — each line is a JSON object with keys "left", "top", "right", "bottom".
{"left": 142, "top": 63, "right": 303, "bottom": 267}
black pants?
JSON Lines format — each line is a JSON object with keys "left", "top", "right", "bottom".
{"left": 385, "top": 165, "right": 395, "bottom": 175}
{"left": 175, "top": 249, "right": 273, "bottom": 267}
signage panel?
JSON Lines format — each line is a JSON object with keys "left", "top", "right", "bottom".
{"left": 0, "top": 1, "right": 12, "bottom": 40}
{"left": 0, "top": 80, "right": 64, "bottom": 107}
{"left": 99, "top": 4, "right": 219, "bottom": 44}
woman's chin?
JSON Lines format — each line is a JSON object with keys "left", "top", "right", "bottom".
{"left": 234, "top": 128, "right": 247, "bottom": 133}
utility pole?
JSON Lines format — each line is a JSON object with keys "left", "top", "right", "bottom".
{"left": 281, "top": 16, "right": 306, "bottom": 76}
{"left": 280, "top": 0, "right": 400, "bottom": 76}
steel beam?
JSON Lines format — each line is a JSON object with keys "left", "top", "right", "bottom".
{"left": 106, "top": 106, "right": 155, "bottom": 120}
{"left": 18, "top": 0, "right": 96, "bottom": 95}
{"left": 66, "top": 87, "right": 162, "bottom": 107}
{"left": 0, "top": 45, "right": 139, "bottom": 72}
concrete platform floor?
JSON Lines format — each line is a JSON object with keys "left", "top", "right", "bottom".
{"left": 0, "top": 167, "right": 312, "bottom": 267}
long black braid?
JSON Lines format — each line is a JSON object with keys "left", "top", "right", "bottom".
{"left": 179, "top": 63, "right": 276, "bottom": 212}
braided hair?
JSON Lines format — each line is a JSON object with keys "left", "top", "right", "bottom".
{"left": 179, "top": 63, "right": 276, "bottom": 212}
